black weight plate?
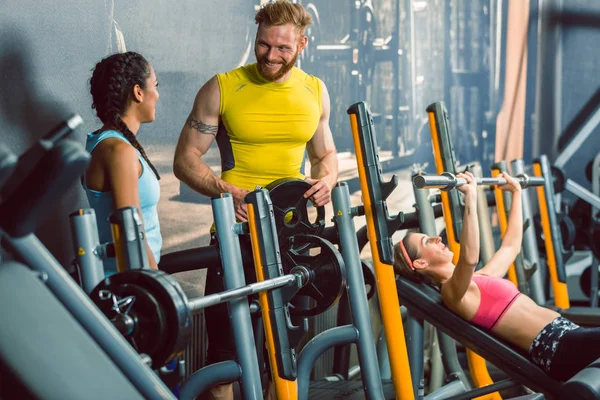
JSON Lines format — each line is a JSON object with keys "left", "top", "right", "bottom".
{"left": 265, "top": 178, "right": 326, "bottom": 251}
{"left": 281, "top": 235, "right": 346, "bottom": 316}
{"left": 134, "top": 269, "right": 193, "bottom": 368}
{"left": 92, "top": 270, "right": 192, "bottom": 368}
{"left": 91, "top": 279, "right": 166, "bottom": 364}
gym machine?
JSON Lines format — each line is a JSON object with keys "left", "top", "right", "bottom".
{"left": 425, "top": 101, "right": 500, "bottom": 399}
{"left": 533, "top": 155, "right": 600, "bottom": 326}
{"left": 0, "top": 116, "right": 175, "bottom": 399}
{"left": 85, "top": 177, "right": 398, "bottom": 398}
{"left": 350, "top": 99, "right": 600, "bottom": 399}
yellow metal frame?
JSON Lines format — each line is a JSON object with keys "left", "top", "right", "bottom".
{"left": 490, "top": 168, "right": 518, "bottom": 287}
{"left": 428, "top": 110, "right": 501, "bottom": 400}
{"left": 247, "top": 203, "right": 298, "bottom": 399}
{"left": 532, "top": 163, "right": 570, "bottom": 309}
{"left": 349, "top": 113, "right": 415, "bottom": 400}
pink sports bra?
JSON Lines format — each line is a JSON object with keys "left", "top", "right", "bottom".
{"left": 470, "top": 274, "right": 521, "bottom": 330}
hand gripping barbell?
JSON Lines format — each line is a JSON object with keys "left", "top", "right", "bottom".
{"left": 412, "top": 172, "right": 545, "bottom": 191}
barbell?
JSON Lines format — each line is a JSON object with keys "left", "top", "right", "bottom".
{"left": 89, "top": 235, "right": 346, "bottom": 368}
{"left": 412, "top": 172, "right": 546, "bottom": 191}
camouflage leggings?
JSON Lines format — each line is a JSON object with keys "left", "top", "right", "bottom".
{"left": 529, "top": 316, "right": 600, "bottom": 381}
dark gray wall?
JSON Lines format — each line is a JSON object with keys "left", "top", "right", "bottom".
{"left": 558, "top": 1, "right": 600, "bottom": 188}
{"left": 0, "top": 0, "right": 258, "bottom": 265}
{"left": 3, "top": 0, "right": 598, "bottom": 267}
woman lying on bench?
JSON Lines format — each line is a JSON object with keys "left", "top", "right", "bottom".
{"left": 393, "top": 171, "right": 600, "bottom": 382}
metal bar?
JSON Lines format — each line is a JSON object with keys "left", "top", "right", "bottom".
{"left": 405, "top": 311, "right": 425, "bottom": 398}
{"left": 428, "top": 329, "right": 444, "bottom": 392}
{"left": 180, "top": 361, "right": 241, "bottom": 400}
{"left": 424, "top": 380, "right": 467, "bottom": 400}
{"left": 211, "top": 194, "right": 263, "bottom": 400}
{"left": 3, "top": 234, "right": 174, "bottom": 400}
{"left": 553, "top": 101, "right": 600, "bottom": 170}
{"left": 413, "top": 184, "right": 472, "bottom": 391}
{"left": 565, "top": 179, "right": 600, "bottom": 211}
{"left": 376, "top": 328, "right": 391, "bottom": 380}
{"left": 348, "top": 103, "right": 415, "bottom": 400}
{"left": 297, "top": 325, "right": 358, "bottom": 400}
{"left": 412, "top": 174, "right": 544, "bottom": 189}
{"left": 491, "top": 162, "right": 524, "bottom": 291}
{"left": 188, "top": 274, "right": 297, "bottom": 311}
{"left": 331, "top": 182, "right": 385, "bottom": 399}
{"left": 533, "top": 156, "right": 569, "bottom": 308}
{"left": 444, "top": 379, "right": 516, "bottom": 400}
{"left": 511, "top": 159, "right": 546, "bottom": 305}
{"left": 471, "top": 164, "right": 496, "bottom": 264}
{"left": 426, "top": 102, "right": 497, "bottom": 399}
{"left": 246, "top": 190, "right": 298, "bottom": 396}
{"left": 533, "top": 0, "right": 563, "bottom": 160}
{"left": 593, "top": 153, "right": 600, "bottom": 216}
{"left": 69, "top": 209, "right": 106, "bottom": 294}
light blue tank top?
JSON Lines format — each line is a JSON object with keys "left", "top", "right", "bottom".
{"left": 83, "top": 130, "right": 162, "bottom": 276}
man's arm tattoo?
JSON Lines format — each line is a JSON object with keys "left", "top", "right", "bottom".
{"left": 187, "top": 116, "right": 218, "bottom": 136}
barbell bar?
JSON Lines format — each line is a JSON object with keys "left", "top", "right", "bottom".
{"left": 412, "top": 172, "right": 545, "bottom": 190}
{"left": 187, "top": 266, "right": 310, "bottom": 311}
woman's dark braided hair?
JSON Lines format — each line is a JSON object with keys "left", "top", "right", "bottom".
{"left": 90, "top": 51, "right": 160, "bottom": 180}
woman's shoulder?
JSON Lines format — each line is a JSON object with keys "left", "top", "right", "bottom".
{"left": 90, "top": 135, "right": 137, "bottom": 167}
{"left": 87, "top": 129, "right": 129, "bottom": 151}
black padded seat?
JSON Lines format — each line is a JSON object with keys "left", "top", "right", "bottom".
{"left": 396, "top": 278, "right": 562, "bottom": 397}
{"left": 0, "top": 262, "right": 145, "bottom": 400}
{"left": 559, "top": 306, "right": 600, "bottom": 327}
{"left": 559, "top": 358, "right": 600, "bottom": 399}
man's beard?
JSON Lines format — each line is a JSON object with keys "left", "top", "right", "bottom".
{"left": 255, "top": 51, "right": 298, "bottom": 82}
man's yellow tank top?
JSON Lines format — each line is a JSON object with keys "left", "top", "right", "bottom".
{"left": 216, "top": 63, "right": 322, "bottom": 191}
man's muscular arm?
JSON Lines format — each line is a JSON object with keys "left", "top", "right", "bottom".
{"left": 304, "top": 79, "right": 338, "bottom": 206}
{"left": 173, "top": 76, "right": 250, "bottom": 220}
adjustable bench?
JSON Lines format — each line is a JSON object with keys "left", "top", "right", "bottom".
{"left": 396, "top": 278, "right": 600, "bottom": 399}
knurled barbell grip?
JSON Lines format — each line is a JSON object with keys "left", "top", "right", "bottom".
{"left": 187, "top": 269, "right": 310, "bottom": 311}
{"left": 413, "top": 173, "right": 545, "bottom": 190}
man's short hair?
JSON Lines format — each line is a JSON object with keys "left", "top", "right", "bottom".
{"left": 255, "top": 0, "right": 313, "bottom": 35}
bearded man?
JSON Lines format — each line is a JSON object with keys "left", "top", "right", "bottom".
{"left": 173, "top": 1, "right": 338, "bottom": 399}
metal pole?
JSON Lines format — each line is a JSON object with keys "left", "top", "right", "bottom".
{"left": 69, "top": 209, "right": 106, "bottom": 293}
{"left": 470, "top": 164, "right": 496, "bottom": 264}
{"left": 511, "top": 159, "right": 546, "bottom": 304}
{"left": 405, "top": 310, "right": 425, "bottom": 398}
{"left": 565, "top": 179, "right": 600, "bottom": 211}
{"left": 211, "top": 194, "right": 263, "bottom": 400}
{"left": 413, "top": 174, "right": 544, "bottom": 189}
{"left": 4, "top": 234, "right": 174, "bottom": 400}
{"left": 188, "top": 274, "right": 298, "bottom": 311}
{"left": 413, "top": 185, "right": 472, "bottom": 391}
{"left": 491, "top": 161, "right": 529, "bottom": 295}
{"left": 331, "top": 182, "right": 385, "bottom": 399}
{"left": 180, "top": 361, "right": 241, "bottom": 400}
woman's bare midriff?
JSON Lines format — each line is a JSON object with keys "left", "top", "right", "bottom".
{"left": 491, "top": 295, "right": 561, "bottom": 351}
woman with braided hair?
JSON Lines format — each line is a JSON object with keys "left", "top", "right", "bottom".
{"left": 393, "top": 171, "right": 600, "bottom": 382}
{"left": 84, "top": 51, "right": 162, "bottom": 275}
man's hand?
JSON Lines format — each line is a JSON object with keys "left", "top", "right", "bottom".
{"left": 498, "top": 171, "right": 522, "bottom": 194}
{"left": 231, "top": 187, "right": 251, "bottom": 221}
{"left": 303, "top": 177, "right": 332, "bottom": 207}
{"left": 456, "top": 171, "right": 477, "bottom": 201}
